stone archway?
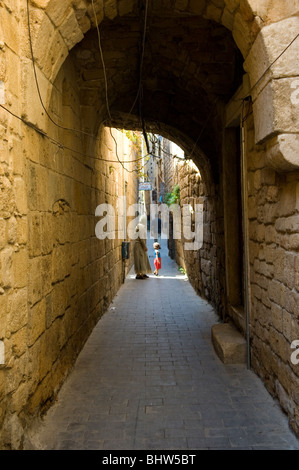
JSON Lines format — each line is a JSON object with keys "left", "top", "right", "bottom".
{"left": 1, "top": 0, "right": 299, "bottom": 448}
{"left": 23, "top": 0, "right": 299, "bottom": 171}
{"left": 19, "top": 0, "right": 299, "bottom": 408}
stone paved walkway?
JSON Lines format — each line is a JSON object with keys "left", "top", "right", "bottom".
{"left": 27, "top": 237, "right": 299, "bottom": 450}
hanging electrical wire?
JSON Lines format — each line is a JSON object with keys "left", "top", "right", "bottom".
{"left": 246, "top": 32, "right": 299, "bottom": 100}
{"left": 147, "top": 133, "right": 185, "bottom": 160}
{"left": 187, "top": 101, "right": 218, "bottom": 160}
{"left": 91, "top": 0, "right": 140, "bottom": 173}
{"left": 26, "top": 0, "right": 104, "bottom": 142}
{"left": 138, "top": 1, "right": 150, "bottom": 154}
{"left": 90, "top": 0, "right": 150, "bottom": 173}
{"left": 231, "top": 32, "right": 299, "bottom": 112}
{"left": 127, "top": 0, "right": 149, "bottom": 125}
{"left": 14, "top": 1, "right": 299, "bottom": 173}
{"left": 187, "top": 31, "right": 299, "bottom": 160}
{"left": 26, "top": 0, "right": 143, "bottom": 174}
{"left": 91, "top": 0, "right": 112, "bottom": 123}
{"left": 0, "top": 103, "right": 147, "bottom": 167}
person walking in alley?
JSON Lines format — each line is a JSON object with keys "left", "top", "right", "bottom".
{"left": 153, "top": 242, "right": 161, "bottom": 276}
{"left": 134, "top": 214, "right": 152, "bottom": 279}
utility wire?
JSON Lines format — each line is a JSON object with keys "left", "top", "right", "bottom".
{"left": 188, "top": 32, "right": 299, "bottom": 158}
{"left": 26, "top": 0, "right": 141, "bottom": 173}
{"left": 0, "top": 103, "right": 146, "bottom": 166}
{"left": 90, "top": 0, "right": 150, "bottom": 173}
{"left": 26, "top": 0, "right": 104, "bottom": 142}
{"left": 91, "top": 0, "right": 112, "bottom": 123}
{"left": 91, "top": 0, "right": 140, "bottom": 173}
{"left": 188, "top": 102, "right": 218, "bottom": 160}
{"left": 245, "top": 32, "right": 299, "bottom": 100}
{"left": 21, "top": 1, "right": 299, "bottom": 169}
{"left": 138, "top": 1, "right": 150, "bottom": 154}
{"left": 126, "top": 0, "right": 149, "bottom": 125}
{"left": 26, "top": 0, "right": 144, "bottom": 176}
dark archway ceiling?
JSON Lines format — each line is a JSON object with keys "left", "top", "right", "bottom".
{"left": 70, "top": 7, "right": 243, "bottom": 180}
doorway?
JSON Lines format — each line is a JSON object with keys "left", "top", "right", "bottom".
{"left": 223, "top": 126, "right": 246, "bottom": 331}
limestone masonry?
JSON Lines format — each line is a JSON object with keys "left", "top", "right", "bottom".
{"left": 0, "top": 0, "right": 298, "bottom": 449}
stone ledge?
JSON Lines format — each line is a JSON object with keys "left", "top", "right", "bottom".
{"left": 211, "top": 322, "right": 247, "bottom": 364}
{"left": 266, "top": 134, "right": 299, "bottom": 172}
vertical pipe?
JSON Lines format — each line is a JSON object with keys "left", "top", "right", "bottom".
{"left": 241, "top": 102, "right": 251, "bottom": 370}
{"left": 122, "top": 135, "right": 127, "bottom": 284}
{"left": 123, "top": 165, "right": 126, "bottom": 241}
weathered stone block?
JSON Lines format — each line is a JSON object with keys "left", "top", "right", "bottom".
{"left": 41, "top": 212, "right": 53, "bottom": 255}
{"left": 46, "top": 0, "right": 72, "bottom": 27}
{"left": 264, "top": 225, "right": 276, "bottom": 244}
{"left": 0, "top": 413, "right": 23, "bottom": 450}
{"left": 10, "top": 381, "right": 29, "bottom": 415}
{"left": 6, "top": 288, "right": 27, "bottom": 335}
{"left": 28, "top": 257, "right": 44, "bottom": 306}
{"left": 273, "top": 250, "right": 296, "bottom": 291}
{"left": 204, "top": 3, "right": 222, "bottom": 22}
{"left": 52, "top": 244, "right": 71, "bottom": 283}
{"left": 17, "top": 217, "right": 27, "bottom": 245}
{"left": 232, "top": 12, "right": 252, "bottom": 57}
{"left": 103, "top": 0, "right": 117, "bottom": 19}
{"left": 28, "top": 213, "right": 42, "bottom": 257}
{"left": 276, "top": 183, "right": 298, "bottom": 218}
{"left": 271, "top": 302, "right": 283, "bottom": 332}
{"left": 39, "top": 321, "right": 61, "bottom": 377}
{"left": 224, "top": 0, "right": 239, "bottom": 14}
{"left": 0, "top": 219, "right": 6, "bottom": 250}
{"left": 0, "top": 246, "right": 13, "bottom": 288}
{"left": 32, "top": 14, "right": 61, "bottom": 79}
{"left": 118, "top": 0, "right": 135, "bottom": 16}
{"left": 282, "top": 309, "right": 293, "bottom": 342}
{"left": 244, "top": 0, "right": 268, "bottom": 20}
{"left": 30, "top": 0, "right": 51, "bottom": 9}
{"left": 59, "top": 10, "right": 84, "bottom": 51}
{"left": 284, "top": 288, "right": 299, "bottom": 317}
{"left": 13, "top": 177, "right": 27, "bottom": 215}
{"left": 13, "top": 249, "right": 28, "bottom": 289}
{"left": 1, "top": 6, "right": 20, "bottom": 54}
{"left": 0, "top": 294, "right": 7, "bottom": 337}
{"left": 7, "top": 216, "right": 17, "bottom": 244}
{"left": 221, "top": 7, "right": 234, "bottom": 31}
{"left": 21, "top": 60, "right": 48, "bottom": 131}
{"left": 28, "top": 299, "right": 46, "bottom": 346}
{"left": 51, "top": 280, "right": 70, "bottom": 323}
{"left": 0, "top": 175, "right": 14, "bottom": 216}
{"left": 245, "top": 17, "right": 299, "bottom": 94}
{"left": 211, "top": 322, "right": 247, "bottom": 364}
{"left": 7, "top": 327, "right": 27, "bottom": 359}
{"left": 4, "top": 49, "right": 19, "bottom": 101}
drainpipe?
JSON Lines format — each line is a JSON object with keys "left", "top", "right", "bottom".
{"left": 122, "top": 160, "right": 127, "bottom": 284}
{"left": 123, "top": 164, "right": 126, "bottom": 241}
{"left": 241, "top": 100, "right": 251, "bottom": 370}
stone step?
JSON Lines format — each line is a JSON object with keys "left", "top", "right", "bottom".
{"left": 211, "top": 322, "right": 247, "bottom": 364}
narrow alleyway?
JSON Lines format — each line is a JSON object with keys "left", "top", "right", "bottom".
{"left": 27, "top": 238, "right": 299, "bottom": 450}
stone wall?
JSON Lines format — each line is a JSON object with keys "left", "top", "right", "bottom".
{"left": 0, "top": 0, "right": 26, "bottom": 448}
{"left": 244, "top": 112, "right": 299, "bottom": 435}
{"left": 168, "top": 113, "right": 299, "bottom": 435}
{"left": 0, "top": 45, "right": 137, "bottom": 447}
{"left": 0, "top": 0, "right": 299, "bottom": 446}
{"left": 169, "top": 160, "right": 226, "bottom": 319}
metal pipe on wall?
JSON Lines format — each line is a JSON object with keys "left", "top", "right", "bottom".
{"left": 240, "top": 100, "right": 252, "bottom": 370}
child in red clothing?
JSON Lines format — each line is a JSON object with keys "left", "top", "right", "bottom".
{"left": 153, "top": 242, "right": 161, "bottom": 276}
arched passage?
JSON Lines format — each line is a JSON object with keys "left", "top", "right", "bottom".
{"left": 1, "top": 0, "right": 299, "bottom": 448}
{"left": 23, "top": 0, "right": 299, "bottom": 171}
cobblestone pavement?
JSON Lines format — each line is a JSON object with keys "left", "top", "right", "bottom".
{"left": 27, "top": 237, "right": 299, "bottom": 450}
